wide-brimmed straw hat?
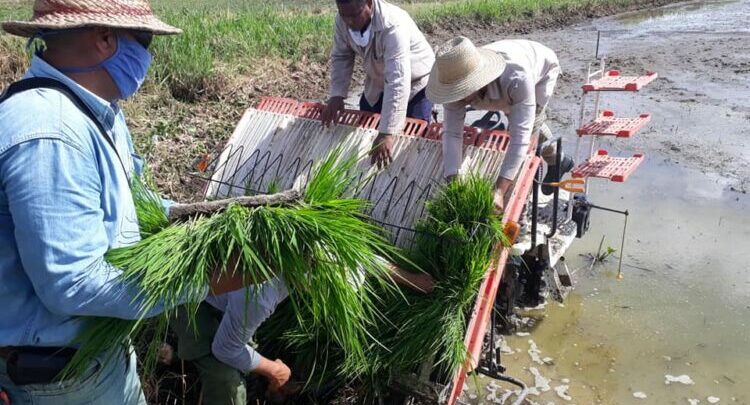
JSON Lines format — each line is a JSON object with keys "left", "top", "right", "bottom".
{"left": 2, "top": 0, "right": 182, "bottom": 38}
{"left": 426, "top": 36, "right": 507, "bottom": 104}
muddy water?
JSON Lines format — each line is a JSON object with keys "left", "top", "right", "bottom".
{"left": 483, "top": 161, "right": 750, "bottom": 405}
{"left": 603, "top": 0, "right": 750, "bottom": 35}
{"left": 462, "top": 1, "right": 750, "bottom": 404}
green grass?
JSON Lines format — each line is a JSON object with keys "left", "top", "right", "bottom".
{"left": 148, "top": 8, "right": 333, "bottom": 99}
{"left": 370, "top": 174, "right": 508, "bottom": 378}
{"left": 147, "top": 0, "right": 639, "bottom": 99}
{"left": 1, "top": 0, "right": 646, "bottom": 100}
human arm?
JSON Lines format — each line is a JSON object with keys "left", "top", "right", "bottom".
{"left": 389, "top": 264, "right": 435, "bottom": 294}
{"left": 370, "top": 26, "right": 412, "bottom": 168}
{"left": 498, "top": 75, "right": 536, "bottom": 186}
{"left": 210, "top": 280, "right": 290, "bottom": 381}
{"left": 323, "top": 19, "right": 356, "bottom": 127}
{"left": 442, "top": 101, "right": 468, "bottom": 179}
{"left": 535, "top": 65, "right": 560, "bottom": 112}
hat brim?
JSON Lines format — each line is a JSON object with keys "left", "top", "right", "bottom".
{"left": 426, "top": 48, "right": 507, "bottom": 105}
{"left": 2, "top": 14, "right": 182, "bottom": 37}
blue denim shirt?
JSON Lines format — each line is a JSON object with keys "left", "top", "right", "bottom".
{"left": 0, "top": 56, "right": 179, "bottom": 347}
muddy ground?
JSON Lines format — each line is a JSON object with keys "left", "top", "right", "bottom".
{"left": 437, "top": 0, "right": 749, "bottom": 195}
{"left": 529, "top": 0, "right": 750, "bottom": 194}
{"left": 455, "top": 2, "right": 750, "bottom": 404}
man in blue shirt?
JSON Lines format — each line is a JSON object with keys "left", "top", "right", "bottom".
{"left": 0, "top": 1, "right": 247, "bottom": 404}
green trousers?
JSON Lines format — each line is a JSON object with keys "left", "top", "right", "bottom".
{"left": 171, "top": 304, "right": 246, "bottom": 405}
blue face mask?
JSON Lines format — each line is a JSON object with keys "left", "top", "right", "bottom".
{"left": 58, "top": 34, "right": 152, "bottom": 100}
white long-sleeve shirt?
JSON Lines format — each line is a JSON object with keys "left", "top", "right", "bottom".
{"left": 442, "top": 40, "right": 560, "bottom": 180}
{"left": 206, "top": 277, "right": 288, "bottom": 373}
{"left": 329, "top": 0, "right": 435, "bottom": 135}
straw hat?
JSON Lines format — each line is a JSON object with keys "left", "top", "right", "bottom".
{"left": 426, "top": 37, "right": 507, "bottom": 104}
{"left": 2, "top": 0, "right": 182, "bottom": 38}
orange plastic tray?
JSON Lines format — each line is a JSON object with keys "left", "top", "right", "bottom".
{"left": 256, "top": 96, "right": 299, "bottom": 115}
{"left": 474, "top": 130, "right": 511, "bottom": 151}
{"left": 577, "top": 111, "right": 651, "bottom": 138}
{"left": 572, "top": 149, "right": 644, "bottom": 182}
{"left": 402, "top": 118, "right": 429, "bottom": 137}
{"left": 582, "top": 70, "right": 658, "bottom": 92}
{"left": 423, "top": 122, "right": 479, "bottom": 146}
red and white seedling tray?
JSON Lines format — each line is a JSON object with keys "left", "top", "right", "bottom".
{"left": 582, "top": 70, "right": 658, "bottom": 92}
{"left": 576, "top": 111, "right": 652, "bottom": 138}
{"left": 572, "top": 150, "right": 644, "bottom": 182}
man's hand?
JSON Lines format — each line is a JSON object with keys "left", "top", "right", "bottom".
{"left": 321, "top": 96, "right": 345, "bottom": 128}
{"left": 404, "top": 272, "right": 435, "bottom": 294}
{"left": 371, "top": 133, "right": 394, "bottom": 169}
{"left": 257, "top": 358, "right": 292, "bottom": 393}
{"left": 390, "top": 265, "right": 435, "bottom": 294}
{"left": 494, "top": 177, "right": 514, "bottom": 215}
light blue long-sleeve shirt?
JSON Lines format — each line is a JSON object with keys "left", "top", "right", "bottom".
{"left": 206, "top": 277, "right": 289, "bottom": 373}
{"left": 0, "top": 55, "right": 184, "bottom": 347}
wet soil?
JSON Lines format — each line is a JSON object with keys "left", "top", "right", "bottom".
{"left": 458, "top": 1, "right": 750, "bottom": 404}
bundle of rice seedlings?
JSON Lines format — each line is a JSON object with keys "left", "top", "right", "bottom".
{"left": 376, "top": 174, "right": 507, "bottom": 377}
{"left": 63, "top": 149, "right": 398, "bottom": 378}
{"left": 256, "top": 174, "right": 508, "bottom": 395}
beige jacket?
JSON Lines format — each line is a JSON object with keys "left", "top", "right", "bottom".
{"left": 443, "top": 40, "right": 560, "bottom": 180}
{"left": 329, "top": 0, "right": 435, "bottom": 135}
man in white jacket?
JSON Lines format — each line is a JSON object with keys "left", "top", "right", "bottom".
{"left": 171, "top": 261, "right": 433, "bottom": 404}
{"left": 322, "top": 0, "right": 435, "bottom": 168}
{"left": 427, "top": 37, "right": 573, "bottom": 210}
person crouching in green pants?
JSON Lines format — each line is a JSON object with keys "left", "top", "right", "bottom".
{"left": 171, "top": 260, "right": 434, "bottom": 404}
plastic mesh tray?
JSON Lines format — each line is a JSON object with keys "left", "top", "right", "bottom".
{"left": 577, "top": 111, "right": 651, "bottom": 138}
{"left": 572, "top": 150, "right": 645, "bottom": 182}
{"left": 582, "top": 70, "right": 658, "bottom": 92}
{"left": 423, "top": 122, "right": 478, "bottom": 145}
{"left": 256, "top": 96, "right": 299, "bottom": 115}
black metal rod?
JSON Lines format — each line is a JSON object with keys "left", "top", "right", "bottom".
{"left": 617, "top": 212, "right": 629, "bottom": 279}
{"left": 587, "top": 203, "right": 629, "bottom": 216}
{"left": 489, "top": 305, "right": 497, "bottom": 372}
{"left": 546, "top": 138, "right": 563, "bottom": 238}
{"left": 530, "top": 143, "right": 543, "bottom": 250}
{"left": 474, "top": 368, "right": 529, "bottom": 405}
{"left": 595, "top": 31, "right": 601, "bottom": 59}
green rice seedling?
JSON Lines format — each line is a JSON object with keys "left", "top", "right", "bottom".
{"left": 266, "top": 177, "right": 282, "bottom": 194}
{"left": 256, "top": 174, "right": 508, "bottom": 394}
{"left": 129, "top": 176, "right": 170, "bottom": 238}
{"left": 63, "top": 148, "right": 399, "bottom": 379}
{"left": 366, "top": 174, "right": 508, "bottom": 384}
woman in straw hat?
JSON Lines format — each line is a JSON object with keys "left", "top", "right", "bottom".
{"left": 426, "top": 37, "right": 572, "bottom": 211}
{"left": 0, "top": 1, "right": 259, "bottom": 404}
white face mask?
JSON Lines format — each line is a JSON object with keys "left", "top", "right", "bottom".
{"left": 349, "top": 25, "right": 372, "bottom": 48}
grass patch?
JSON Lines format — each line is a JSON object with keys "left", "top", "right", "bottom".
{"left": 149, "top": 8, "right": 333, "bottom": 100}
{"left": 146, "top": 0, "right": 648, "bottom": 98}
{"left": 2, "top": 0, "right": 655, "bottom": 101}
